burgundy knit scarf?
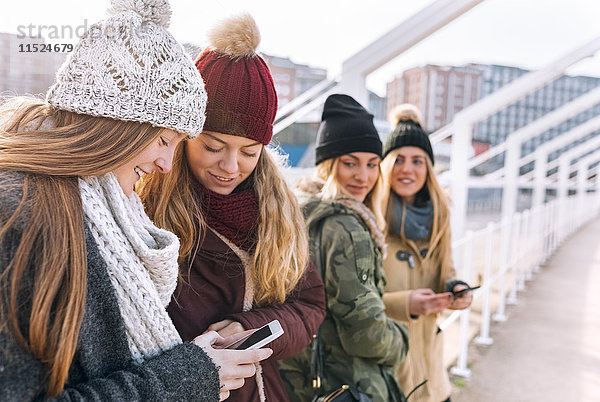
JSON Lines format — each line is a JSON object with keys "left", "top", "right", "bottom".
{"left": 194, "top": 180, "right": 260, "bottom": 252}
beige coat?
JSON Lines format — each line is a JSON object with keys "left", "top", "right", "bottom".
{"left": 382, "top": 236, "right": 456, "bottom": 402}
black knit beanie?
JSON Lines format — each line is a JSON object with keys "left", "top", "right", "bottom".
{"left": 383, "top": 119, "right": 434, "bottom": 165}
{"left": 314, "top": 94, "right": 382, "bottom": 165}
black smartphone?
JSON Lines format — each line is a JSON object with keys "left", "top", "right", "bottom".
{"left": 224, "top": 320, "right": 284, "bottom": 350}
{"left": 452, "top": 285, "right": 480, "bottom": 297}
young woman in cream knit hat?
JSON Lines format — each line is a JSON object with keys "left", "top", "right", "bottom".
{"left": 0, "top": 1, "right": 270, "bottom": 400}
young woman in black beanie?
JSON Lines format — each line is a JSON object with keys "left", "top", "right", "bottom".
{"left": 279, "top": 94, "right": 408, "bottom": 402}
{"left": 376, "top": 104, "right": 473, "bottom": 402}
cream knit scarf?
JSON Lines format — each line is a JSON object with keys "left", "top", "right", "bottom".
{"left": 79, "top": 173, "right": 182, "bottom": 363}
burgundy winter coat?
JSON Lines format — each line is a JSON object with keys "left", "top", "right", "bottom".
{"left": 167, "top": 227, "right": 326, "bottom": 401}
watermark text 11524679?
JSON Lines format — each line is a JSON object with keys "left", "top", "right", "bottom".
{"left": 19, "top": 43, "right": 74, "bottom": 53}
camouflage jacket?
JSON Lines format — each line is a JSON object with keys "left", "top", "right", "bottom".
{"left": 280, "top": 179, "right": 408, "bottom": 402}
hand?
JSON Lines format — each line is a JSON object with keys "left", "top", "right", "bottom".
{"left": 449, "top": 284, "right": 473, "bottom": 310}
{"left": 408, "top": 288, "right": 453, "bottom": 316}
{"left": 206, "top": 319, "right": 246, "bottom": 338}
{"left": 194, "top": 331, "right": 273, "bottom": 401}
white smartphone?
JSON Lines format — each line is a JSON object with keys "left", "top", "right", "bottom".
{"left": 225, "top": 319, "right": 284, "bottom": 350}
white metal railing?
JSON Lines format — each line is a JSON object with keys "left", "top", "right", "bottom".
{"left": 441, "top": 192, "right": 598, "bottom": 377}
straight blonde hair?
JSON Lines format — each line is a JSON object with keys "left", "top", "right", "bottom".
{"left": 138, "top": 145, "right": 308, "bottom": 305}
{"left": 316, "top": 156, "right": 386, "bottom": 230}
{"left": 376, "top": 148, "right": 453, "bottom": 273}
{"left": 0, "top": 97, "right": 164, "bottom": 396}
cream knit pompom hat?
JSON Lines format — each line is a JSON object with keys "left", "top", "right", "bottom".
{"left": 47, "top": 0, "right": 207, "bottom": 138}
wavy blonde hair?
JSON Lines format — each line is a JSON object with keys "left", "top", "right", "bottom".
{"left": 375, "top": 148, "right": 453, "bottom": 273}
{"left": 315, "top": 157, "right": 386, "bottom": 230}
{"left": 138, "top": 145, "right": 308, "bottom": 306}
{"left": 0, "top": 97, "right": 164, "bottom": 396}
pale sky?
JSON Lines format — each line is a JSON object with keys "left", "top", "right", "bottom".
{"left": 2, "top": 0, "right": 600, "bottom": 95}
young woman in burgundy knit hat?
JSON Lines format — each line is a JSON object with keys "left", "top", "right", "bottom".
{"left": 138, "top": 13, "right": 326, "bottom": 402}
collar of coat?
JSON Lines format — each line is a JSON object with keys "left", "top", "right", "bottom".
{"left": 295, "top": 176, "right": 386, "bottom": 251}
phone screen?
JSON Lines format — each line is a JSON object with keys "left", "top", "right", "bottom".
{"left": 228, "top": 325, "right": 273, "bottom": 350}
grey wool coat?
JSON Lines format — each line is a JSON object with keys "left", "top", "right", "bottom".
{"left": 0, "top": 171, "right": 220, "bottom": 401}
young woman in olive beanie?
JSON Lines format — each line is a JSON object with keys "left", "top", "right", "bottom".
{"left": 138, "top": 13, "right": 326, "bottom": 402}
{"left": 279, "top": 94, "right": 408, "bottom": 402}
{"left": 0, "top": 1, "right": 271, "bottom": 400}
{"left": 375, "top": 104, "right": 473, "bottom": 402}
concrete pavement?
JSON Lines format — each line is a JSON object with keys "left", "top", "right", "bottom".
{"left": 450, "top": 216, "right": 600, "bottom": 402}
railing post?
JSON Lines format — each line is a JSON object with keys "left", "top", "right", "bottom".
{"left": 552, "top": 200, "right": 559, "bottom": 251}
{"left": 569, "top": 196, "right": 574, "bottom": 235}
{"left": 535, "top": 206, "right": 543, "bottom": 273}
{"left": 577, "top": 162, "right": 587, "bottom": 229}
{"left": 475, "top": 223, "right": 495, "bottom": 346}
{"left": 541, "top": 202, "right": 549, "bottom": 263}
{"left": 550, "top": 200, "right": 558, "bottom": 255}
{"left": 493, "top": 217, "right": 510, "bottom": 322}
{"left": 450, "top": 230, "right": 474, "bottom": 378}
{"left": 501, "top": 136, "right": 520, "bottom": 221}
{"left": 532, "top": 205, "right": 542, "bottom": 273}
{"left": 531, "top": 150, "right": 547, "bottom": 209}
{"left": 557, "top": 158, "right": 569, "bottom": 243}
{"left": 450, "top": 118, "right": 473, "bottom": 241}
{"left": 507, "top": 212, "right": 521, "bottom": 305}
{"left": 518, "top": 210, "right": 530, "bottom": 288}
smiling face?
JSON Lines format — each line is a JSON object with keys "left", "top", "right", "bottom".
{"left": 113, "top": 128, "right": 185, "bottom": 196}
{"left": 390, "top": 146, "right": 428, "bottom": 204}
{"left": 185, "top": 131, "right": 263, "bottom": 195}
{"left": 335, "top": 152, "right": 381, "bottom": 203}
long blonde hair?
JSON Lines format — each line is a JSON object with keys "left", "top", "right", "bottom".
{"left": 376, "top": 148, "right": 453, "bottom": 271}
{"left": 315, "top": 157, "right": 386, "bottom": 230}
{"left": 0, "top": 97, "right": 164, "bottom": 396}
{"left": 138, "top": 145, "right": 308, "bottom": 306}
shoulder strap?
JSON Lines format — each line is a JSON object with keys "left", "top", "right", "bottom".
{"left": 310, "top": 218, "right": 326, "bottom": 390}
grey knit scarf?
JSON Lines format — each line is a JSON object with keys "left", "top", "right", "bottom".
{"left": 388, "top": 194, "right": 433, "bottom": 241}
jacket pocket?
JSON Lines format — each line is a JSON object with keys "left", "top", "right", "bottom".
{"left": 349, "top": 230, "right": 373, "bottom": 284}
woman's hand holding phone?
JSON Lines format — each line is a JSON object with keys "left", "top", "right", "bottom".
{"left": 449, "top": 284, "right": 477, "bottom": 310}
{"left": 206, "top": 319, "right": 246, "bottom": 338}
{"left": 409, "top": 288, "right": 453, "bottom": 316}
{"left": 193, "top": 331, "right": 273, "bottom": 401}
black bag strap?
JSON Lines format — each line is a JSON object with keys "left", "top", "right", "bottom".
{"left": 405, "top": 379, "right": 428, "bottom": 400}
{"left": 311, "top": 218, "right": 326, "bottom": 390}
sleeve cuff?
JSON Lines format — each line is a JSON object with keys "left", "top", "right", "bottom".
{"left": 382, "top": 290, "right": 413, "bottom": 322}
{"left": 144, "top": 343, "right": 220, "bottom": 399}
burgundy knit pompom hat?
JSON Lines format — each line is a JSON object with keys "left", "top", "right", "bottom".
{"left": 194, "top": 13, "right": 277, "bottom": 145}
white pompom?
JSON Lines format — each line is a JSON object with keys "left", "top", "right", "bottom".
{"left": 388, "top": 104, "right": 422, "bottom": 126}
{"left": 109, "top": 0, "right": 172, "bottom": 28}
{"left": 208, "top": 13, "right": 260, "bottom": 58}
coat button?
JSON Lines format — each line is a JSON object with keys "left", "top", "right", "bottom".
{"left": 362, "top": 274, "right": 367, "bottom": 281}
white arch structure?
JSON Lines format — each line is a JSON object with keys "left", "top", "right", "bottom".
{"left": 272, "top": 0, "right": 485, "bottom": 136}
